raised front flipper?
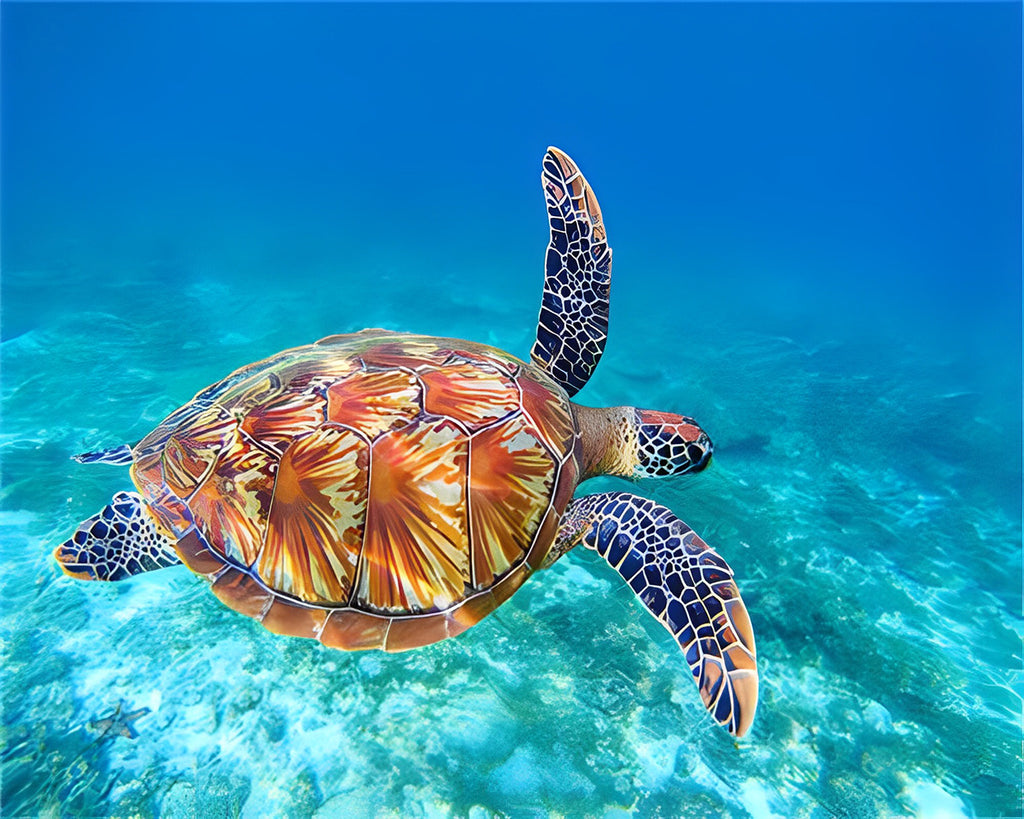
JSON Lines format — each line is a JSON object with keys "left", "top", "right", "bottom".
{"left": 55, "top": 491, "right": 182, "bottom": 581}
{"left": 552, "top": 492, "right": 758, "bottom": 737}
{"left": 531, "top": 147, "right": 612, "bottom": 397}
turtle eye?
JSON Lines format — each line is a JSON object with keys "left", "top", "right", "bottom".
{"left": 634, "top": 410, "right": 712, "bottom": 477}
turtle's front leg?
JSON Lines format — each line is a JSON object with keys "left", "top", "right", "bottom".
{"left": 551, "top": 492, "right": 758, "bottom": 737}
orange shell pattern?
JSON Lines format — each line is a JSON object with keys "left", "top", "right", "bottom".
{"left": 131, "top": 332, "right": 580, "bottom": 651}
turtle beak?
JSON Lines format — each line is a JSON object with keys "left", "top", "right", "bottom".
{"left": 673, "top": 426, "right": 713, "bottom": 475}
{"left": 684, "top": 434, "right": 713, "bottom": 473}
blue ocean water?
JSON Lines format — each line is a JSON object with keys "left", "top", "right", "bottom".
{"left": 2, "top": 2, "right": 1020, "bottom": 817}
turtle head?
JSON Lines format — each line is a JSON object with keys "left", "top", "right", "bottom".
{"left": 575, "top": 406, "right": 713, "bottom": 481}
{"left": 633, "top": 409, "right": 713, "bottom": 477}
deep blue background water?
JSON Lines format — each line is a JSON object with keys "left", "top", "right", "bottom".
{"left": 2, "top": 3, "right": 1020, "bottom": 817}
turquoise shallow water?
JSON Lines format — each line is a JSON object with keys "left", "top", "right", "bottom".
{"left": 3, "top": 260, "right": 1021, "bottom": 817}
{"left": 2, "top": 3, "right": 1021, "bottom": 818}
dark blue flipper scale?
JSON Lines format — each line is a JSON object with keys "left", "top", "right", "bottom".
{"left": 530, "top": 147, "right": 612, "bottom": 397}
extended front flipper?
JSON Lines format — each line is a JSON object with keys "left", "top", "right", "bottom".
{"left": 530, "top": 147, "right": 612, "bottom": 397}
{"left": 55, "top": 491, "right": 182, "bottom": 581}
{"left": 552, "top": 492, "right": 758, "bottom": 737}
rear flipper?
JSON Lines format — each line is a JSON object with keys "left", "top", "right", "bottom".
{"left": 55, "top": 491, "right": 182, "bottom": 581}
{"left": 553, "top": 492, "right": 758, "bottom": 737}
{"left": 73, "top": 444, "right": 135, "bottom": 465}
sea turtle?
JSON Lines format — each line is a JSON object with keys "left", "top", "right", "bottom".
{"left": 56, "top": 148, "right": 758, "bottom": 736}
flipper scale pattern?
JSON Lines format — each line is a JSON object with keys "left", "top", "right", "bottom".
{"left": 531, "top": 147, "right": 612, "bottom": 396}
{"left": 555, "top": 491, "right": 758, "bottom": 737}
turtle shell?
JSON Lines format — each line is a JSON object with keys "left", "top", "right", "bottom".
{"left": 130, "top": 331, "right": 581, "bottom": 651}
